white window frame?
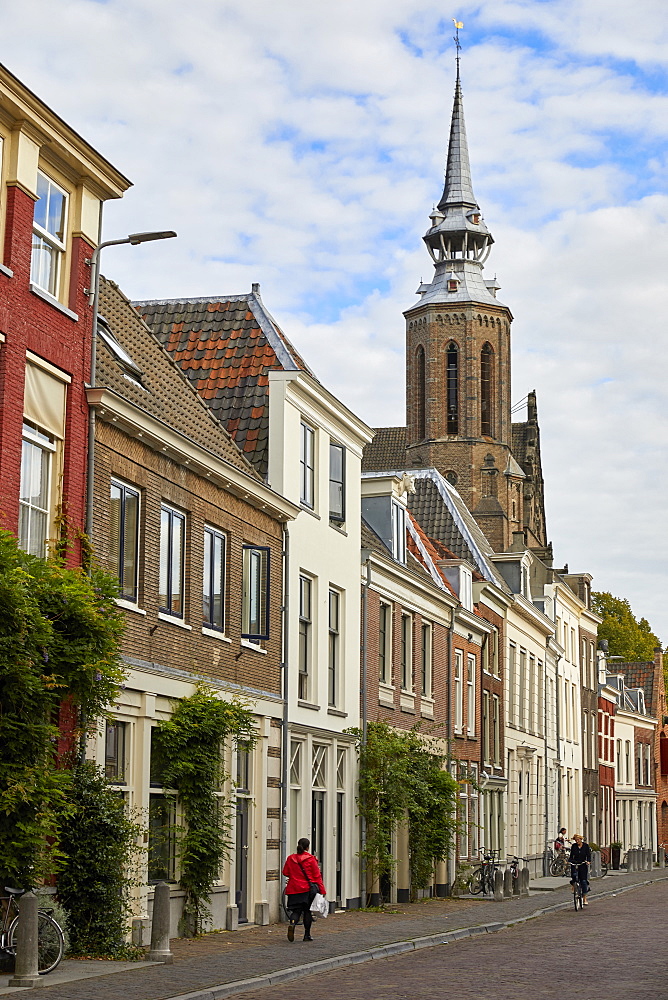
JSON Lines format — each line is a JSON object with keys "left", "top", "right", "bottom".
{"left": 31, "top": 169, "right": 68, "bottom": 298}
{"left": 19, "top": 421, "right": 55, "bottom": 558}
{"left": 421, "top": 622, "right": 432, "bottom": 698}
{"left": 400, "top": 613, "right": 412, "bottom": 691}
{"left": 328, "top": 587, "right": 341, "bottom": 707}
{"left": 203, "top": 524, "right": 227, "bottom": 632}
{"left": 159, "top": 503, "right": 186, "bottom": 619}
{"left": 242, "top": 544, "right": 270, "bottom": 640}
{"left": 467, "top": 653, "right": 476, "bottom": 736}
{"left": 300, "top": 421, "right": 315, "bottom": 508}
{"left": 379, "top": 601, "right": 392, "bottom": 684}
{"left": 454, "top": 649, "right": 463, "bottom": 734}
{"left": 392, "top": 501, "right": 406, "bottom": 563}
{"left": 298, "top": 574, "right": 313, "bottom": 700}
{"left": 329, "top": 441, "right": 345, "bottom": 523}
{"left": 110, "top": 479, "right": 140, "bottom": 604}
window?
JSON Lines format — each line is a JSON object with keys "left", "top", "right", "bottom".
{"left": 400, "top": 613, "right": 412, "bottom": 690}
{"left": 329, "top": 443, "right": 345, "bottom": 523}
{"left": 19, "top": 422, "right": 55, "bottom": 557}
{"left": 416, "top": 345, "right": 426, "bottom": 440}
{"left": 625, "top": 741, "right": 631, "bottom": 784}
{"left": 392, "top": 501, "right": 406, "bottom": 563}
{"left": 203, "top": 526, "right": 227, "bottom": 631}
{"left": 159, "top": 505, "right": 185, "bottom": 618}
{"left": 328, "top": 589, "right": 340, "bottom": 707}
{"left": 446, "top": 341, "right": 459, "bottom": 434}
{"left": 110, "top": 481, "right": 140, "bottom": 602}
{"left": 482, "top": 690, "right": 490, "bottom": 763}
{"left": 379, "top": 602, "right": 391, "bottom": 684}
{"left": 421, "top": 623, "right": 432, "bottom": 697}
{"left": 298, "top": 575, "right": 312, "bottom": 700}
{"left": 519, "top": 649, "right": 527, "bottom": 729}
{"left": 492, "top": 694, "right": 501, "bottom": 764}
{"left": 480, "top": 343, "right": 494, "bottom": 437}
{"left": 149, "top": 728, "right": 176, "bottom": 882}
{"left": 616, "top": 739, "right": 622, "bottom": 780}
{"left": 454, "top": 650, "right": 463, "bottom": 733}
{"left": 537, "top": 659, "right": 544, "bottom": 736}
{"left": 528, "top": 655, "right": 536, "bottom": 732}
{"left": 31, "top": 171, "right": 67, "bottom": 297}
{"left": 508, "top": 643, "right": 517, "bottom": 727}
{"left": 105, "top": 720, "right": 128, "bottom": 783}
{"left": 300, "top": 421, "right": 315, "bottom": 508}
{"left": 467, "top": 653, "right": 476, "bottom": 736}
{"left": 242, "top": 545, "right": 270, "bottom": 640}
{"left": 636, "top": 744, "right": 642, "bottom": 786}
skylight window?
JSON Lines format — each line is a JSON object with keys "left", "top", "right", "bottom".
{"left": 97, "top": 316, "right": 144, "bottom": 385}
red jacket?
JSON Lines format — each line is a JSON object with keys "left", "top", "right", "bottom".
{"left": 282, "top": 852, "right": 326, "bottom": 896}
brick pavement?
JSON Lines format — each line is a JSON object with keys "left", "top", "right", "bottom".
{"left": 231, "top": 879, "right": 668, "bottom": 1000}
{"left": 25, "top": 872, "right": 667, "bottom": 1000}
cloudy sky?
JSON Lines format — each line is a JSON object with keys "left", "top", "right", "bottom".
{"left": 4, "top": 0, "right": 667, "bottom": 639}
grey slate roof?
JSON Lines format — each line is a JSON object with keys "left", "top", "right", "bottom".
{"left": 362, "top": 427, "right": 407, "bottom": 473}
{"left": 438, "top": 72, "right": 478, "bottom": 211}
{"left": 97, "top": 278, "right": 257, "bottom": 476}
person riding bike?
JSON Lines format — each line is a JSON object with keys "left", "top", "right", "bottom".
{"left": 569, "top": 833, "right": 591, "bottom": 905}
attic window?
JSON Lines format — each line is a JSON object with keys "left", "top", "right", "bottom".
{"left": 97, "top": 316, "right": 144, "bottom": 385}
{"left": 447, "top": 273, "right": 459, "bottom": 293}
{"left": 468, "top": 212, "right": 481, "bottom": 225}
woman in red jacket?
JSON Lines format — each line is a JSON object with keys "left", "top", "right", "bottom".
{"left": 282, "top": 837, "right": 326, "bottom": 941}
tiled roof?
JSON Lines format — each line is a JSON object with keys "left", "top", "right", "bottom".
{"left": 361, "top": 516, "right": 450, "bottom": 594}
{"left": 97, "top": 279, "right": 256, "bottom": 476}
{"left": 407, "top": 513, "right": 458, "bottom": 597}
{"left": 616, "top": 663, "right": 656, "bottom": 715}
{"left": 362, "top": 426, "right": 407, "bottom": 472}
{"left": 134, "top": 292, "right": 312, "bottom": 478}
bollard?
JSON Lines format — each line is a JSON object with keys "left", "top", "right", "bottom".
{"left": 520, "top": 867, "right": 530, "bottom": 897}
{"left": 149, "top": 881, "right": 173, "bottom": 964}
{"left": 512, "top": 868, "right": 521, "bottom": 896}
{"left": 494, "top": 869, "right": 504, "bottom": 901}
{"left": 629, "top": 849, "right": 637, "bottom": 872}
{"left": 8, "top": 890, "right": 40, "bottom": 987}
{"left": 591, "top": 851, "right": 600, "bottom": 878}
{"left": 644, "top": 849, "right": 651, "bottom": 871}
{"left": 503, "top": 868, "right": 513, "bottom": 898}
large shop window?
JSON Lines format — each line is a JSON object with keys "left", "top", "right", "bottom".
{"left": 31, "top": 171, "right": 68, "bottom": 297}
{"left": 203, "top": 526, "right": 227, "bottom": 631}
{"left": 159, "top": 504, "right": 186, "bottom": 618}
{"left": 110, "top": 481, "right": 140, "bottom": 602}
{"left": 242, "top": 545, "right": 270, "bottom": 640}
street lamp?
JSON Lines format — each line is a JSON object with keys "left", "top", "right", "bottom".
{"left": 85, "top": 230, "right": 177, "bottom": 541}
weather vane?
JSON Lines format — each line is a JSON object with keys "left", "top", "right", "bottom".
{"left": 452, "top": 18, "right": 464, "bottom": 69}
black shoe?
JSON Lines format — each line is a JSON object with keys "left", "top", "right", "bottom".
{"left": 303, "top": 934, "right": 313, "bottom": 941}
{"left": 287, "top": 922, "right": 295, "bottom": 942}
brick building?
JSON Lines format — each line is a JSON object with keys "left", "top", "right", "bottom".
{"left": 0, "top": 63, "right": 129, "bottom": 562}
{"left": 88, "top": 278, "right": 298, "bottom": 930}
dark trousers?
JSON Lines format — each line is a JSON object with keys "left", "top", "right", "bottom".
{"left": 570, "top": 865, "right": 589, "bottom": 894}
{"left": 286, "top": 892, "right": 313, "bottom": 934}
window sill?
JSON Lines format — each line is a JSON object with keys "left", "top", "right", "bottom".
{"left": 0, "top": 262, "right": 13, "bottom": 278}
{"left": 240, "top": 639, "right": 267, "bottom": 654}
{"left": 158, "top": 612, "right": 192, "bottom": 631}
{"left": 329, "top": 521, "right": 347, "bottom": 535}
{"left": 300, "top": 504, "right": 321, "bottom": 520}
{"left": 115, "top": 598, "right": 146, "bottom": 616}
{"left": 327, "top": 707, "right": 347, "bottom": 718}
{"left": 29, "top": 283, "right": 79, "bottom": 321}
{"left": 400, "top": 691, "right": 415, "bottom": 711}
{"left": 297, "top": 700, "right": 320, "bottom": 711}
{"left": 202, "top": 627, "right": 232, "bottom": 643}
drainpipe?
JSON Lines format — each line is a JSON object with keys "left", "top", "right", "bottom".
{"left": 279, "top": 524, "right": 290, "bottom": 900}
{"left": 446, "top": 604, "right": 455, "bottom": 892}
{"left": 360, "top": 549, "right": 371, "bottom": 906}
{"left": 555, "top": 651, "right": 562, "bottom": 830}
{"left": 543, "top": 646, "right": 550, "bottom": 874}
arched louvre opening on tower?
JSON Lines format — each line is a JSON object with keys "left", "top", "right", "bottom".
{"left": 446, "top": 341, "right": 459, "bottom": 435}
{"left": 480, "top": 342, "right": 494, "bottom": 438}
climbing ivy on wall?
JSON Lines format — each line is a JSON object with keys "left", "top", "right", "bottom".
{"left": 151, "top": 685, "right": 256, "bottom": 936}
{"left": 0, "top": 528, "right": 125, "bottom": 886}
{"left": 351, "top": 721, "right": 459, "bottom": 898}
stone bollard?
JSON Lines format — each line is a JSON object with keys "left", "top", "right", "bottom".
{"left": 494, "top": 869, "right": 504, "bottom": 901}
{"left": 520, "top": 867, "right": 530, "bottom": 897}
{"left": 512, "top": 868, "right": 521, "bottom": 896}
{"left": 591, "top": 851, "right": 600, "bottom": 878}
{"left": 149, "top": 881, "right": 173, "bottom": 964}
{"left": 644, "top": 849, "right": 651, "bottom": 871}
{"left": 8, "top": 890, "right": 40, "bottom": 987}
{"left": 503, "top": 868, "right": 513, "bottom": 898}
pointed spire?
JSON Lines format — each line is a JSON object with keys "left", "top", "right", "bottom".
{"left": 438, "top": 69, "right": 478, "bottom": 211}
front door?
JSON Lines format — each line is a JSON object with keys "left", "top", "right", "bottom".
{"left": 235, "top": 797, "right": 250, "bottom": 922}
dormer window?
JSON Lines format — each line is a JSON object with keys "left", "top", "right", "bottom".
{"left": 391, "top": 501, "right": 406, "bottom": 564}
{"left": 446, "top": 272, "right": 459, "bottom": 293}
{"left": 98, "top": 317, "right": 144, "bottom": 386}
{"left": 468, "top": 211, "right": 481, "bottom": 225}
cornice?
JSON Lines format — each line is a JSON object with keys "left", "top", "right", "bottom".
{"left": 87, "top": 386, "right": 300, "bottom": 523}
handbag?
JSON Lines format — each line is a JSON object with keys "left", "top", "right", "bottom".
{"left": 296, "top": 856, "right": 320, "bottom": 902}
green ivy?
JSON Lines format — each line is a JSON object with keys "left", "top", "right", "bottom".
{"left": 350, "top": 721, "right": 459, "bottom": 898}
{"left": 0, "top": 528, "right": 125, "bottom": 887}
{"left": 152, "top": 686, "right": 256, "bottom": 936}
{"left": 57, "top": 762, "right": 143, "bottom": 957}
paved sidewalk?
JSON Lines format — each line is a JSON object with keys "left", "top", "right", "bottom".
{"left": 6, "top": 870, "right": 665, "bottom": 1000}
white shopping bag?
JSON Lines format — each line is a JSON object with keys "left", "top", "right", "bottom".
{"left": 310, "top": 892, "right": 328, "bottom": 918}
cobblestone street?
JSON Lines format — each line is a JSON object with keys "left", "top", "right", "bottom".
{"left": 234, "top": 880, "right": 666, "bottom": 1000}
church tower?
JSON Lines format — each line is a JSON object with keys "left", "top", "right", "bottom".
{"left": 404, "top": 61, "right": 525, "bottom": 552}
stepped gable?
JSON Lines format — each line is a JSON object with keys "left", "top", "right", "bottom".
{"left": 362, "top": 426, "right": 407, "bottom": 472}
{"left": 97, "top": 279, "right": 256, "bottom": 476}
{"left": 135, "top": 290, "right": 312, "bottom": 478}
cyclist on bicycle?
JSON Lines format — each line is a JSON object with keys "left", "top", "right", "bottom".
{"left": 569, "top": 834, "right": 591, "bottom": 905}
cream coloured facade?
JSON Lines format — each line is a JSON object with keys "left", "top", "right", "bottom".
{"left": 268, "top": 368, "right": 373, "bottom": 909}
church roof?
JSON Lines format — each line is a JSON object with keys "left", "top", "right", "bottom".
{"left": 134, "top": 290, "right": 311, "bottom": 478}
{"left": 438, "top": 71, "right": 478, "bottom": 212}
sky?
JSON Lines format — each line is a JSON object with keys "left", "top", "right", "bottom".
{"left": 2, "top": 0, "right": 667, "bottom": 639}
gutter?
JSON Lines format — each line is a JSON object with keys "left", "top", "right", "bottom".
{"left": 279, "top": 525, "right": 290, "bottom": 905}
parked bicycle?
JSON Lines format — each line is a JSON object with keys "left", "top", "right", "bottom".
{"left": 507, "top": 856, "right": 522, "bottom": 882}
{"left": 599, "top": 847, "right": 609, "bottom": 876}
{"left": 468, "top": 848, "right": 500, "bottom": 895}
{"left": 549, "top": 847, "right": 571, "bottom": 877}
{"left": 0, "top": 888, "right": 65, "bottom": 975}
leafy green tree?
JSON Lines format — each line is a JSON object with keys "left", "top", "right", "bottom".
{"left": 592, "top": 591, "right": 662, "bottom": 662}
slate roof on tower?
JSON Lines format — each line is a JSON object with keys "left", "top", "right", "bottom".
{"left": 97, "top": 278, "right": 257, "bottom": 476}
{"left": 134, "top": 289, "right": 312, "bottom": 478}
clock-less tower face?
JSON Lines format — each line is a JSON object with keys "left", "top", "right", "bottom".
{"left": 403, "top": 69, "right": 524, "bottom": 554}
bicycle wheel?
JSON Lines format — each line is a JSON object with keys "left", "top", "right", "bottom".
{"left": 572, "top": 884, "right": 580, "bottom": 911}
{"left": 468, "top": 868, "right": 484, "bottom": 895}
{"left": 600, "top": 861, "right": 608, "bottom": 877}
{"left": 8, "top": 912, "right": 64, "bottom": 974}
{"left": 549, "top": 858, "right": 562, "bottom": 877}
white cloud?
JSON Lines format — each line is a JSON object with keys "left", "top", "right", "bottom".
{"left": 3, "top": 0, "right": 667, "bottom": 637}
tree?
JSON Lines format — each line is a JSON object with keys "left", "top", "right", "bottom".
{"left": 592, "top": 591, "right": 662, "bottom": 662}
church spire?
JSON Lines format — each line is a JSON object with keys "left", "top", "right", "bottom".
{"left": 417, "top": 41, "right": 501, "bottom": 308}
